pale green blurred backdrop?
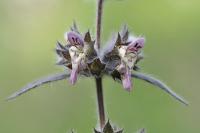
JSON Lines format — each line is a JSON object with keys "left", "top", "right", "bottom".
{"left": 0, "top": 0, "right": 199, "bottom": 133}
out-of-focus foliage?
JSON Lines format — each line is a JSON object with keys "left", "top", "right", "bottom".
{"left": 0, "top": 0, "right": 199, "bottom": 133}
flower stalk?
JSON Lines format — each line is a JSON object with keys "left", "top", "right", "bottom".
{"left": 96, "top": 77, "right": 106, "bottom": 130}
{"left": 95, "top": 0, "right": 104, "bottom": 52}
{"left": 95, "top": 0, "right": 106, "bottom": 130}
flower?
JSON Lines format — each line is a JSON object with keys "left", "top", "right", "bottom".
{"left": 117, "top": 36, "right": 145, "bottom": 91}
{"left": 56, "top": 24, "right": 98, "bottom": 85}
{"left": 102, "top": 27, "right": 145, "bottom": 91}
{"left": 65, "top": 31, "right": 87, "bottom": 84}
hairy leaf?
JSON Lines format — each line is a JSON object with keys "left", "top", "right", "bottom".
{"left": 7, "top": 73, "right": 69, "bottom": 101}
{"left": 132, "top": 72, "right": 189, "bottom": 105}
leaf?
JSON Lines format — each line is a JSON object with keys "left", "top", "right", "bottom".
{"left": 103, "top": 121, "right": 114, "bottom": 133}
{"left": 115, "top": 33, "right": 122, "bottom": 46}
{"left": 101, "top": 34, "right": 121, "bottom": 73}
{"left": 111, "top": 70, "right": 121, "bottom": 81}
{"left": 70, "top": 21, "right": 79, "bottom": 33}
{"left": 84, "top": 31, "right": 92, "bottom": 43}
{"left": 56, "top": 41, "right": 67, "bottom": 51}
{"left": 56, "top": 41, "right": 71, "bottom": 61}
{"left": 88, "top": 58, "right": 105, "bottom": 77}
{"left": 131, "top": 72, "right": 189, "bottom": 106}
{"left": 84, "top": 34, "right": 98, "bottom": 64}
{"left": 7, "top": 72, "right": 69, "bottom": 101}
{"left": 120, "top": 25, "right": 129, "bottom": 42}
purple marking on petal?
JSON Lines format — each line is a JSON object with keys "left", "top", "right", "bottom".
{"left": 70, "top": 66, "right": 78, "bottom": 85}
{"left": 65, "top": 32, "right": 84, "bottom": 46}
{"left": 122, "top": 69, "right": 132, "bottom": 91}
{"left": 128, "top": 37, "right": 145, "bottom": 52}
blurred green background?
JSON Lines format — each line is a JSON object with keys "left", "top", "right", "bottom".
{"left": 0, "top": 0, "right": 199, "bottom": 132}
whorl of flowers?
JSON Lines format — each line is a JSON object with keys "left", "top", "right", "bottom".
{"left": 56, "top": 24, "right": 144, "bottom": 91}
{"left": 7, "top": 23, "right": 188, "bottom": 107}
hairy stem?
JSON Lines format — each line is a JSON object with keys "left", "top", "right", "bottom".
{"left": 95, "top": 0, "right": 104, "bottom": 52}
{"left": 95, "top": 0, "right": 105, "bottom": 130}
{"left": 95, "top": 78, "right": 106, "bottom": 130}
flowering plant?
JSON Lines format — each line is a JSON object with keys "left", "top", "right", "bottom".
{"left": 7, "top": 0, "right": 188, "bottom": 132}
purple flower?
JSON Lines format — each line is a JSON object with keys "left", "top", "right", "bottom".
{"left": 64, "top": 31, "right": 86, "bottom": 85}
{"left": 117, "top": 36, "right": 145, "bottom": 90}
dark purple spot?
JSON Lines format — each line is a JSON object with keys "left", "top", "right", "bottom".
{"left": 75, "top": 38, "right": 78, "bottom": 44}
{"left": 72, "top": 37, "right": 75, "bottom": 42}
{"left": 135, "top": 43, "right": 138, "bottom": 47}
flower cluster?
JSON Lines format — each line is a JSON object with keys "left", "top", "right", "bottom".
{"left": 56, "top": 24, "right": 145, "bottom": 91}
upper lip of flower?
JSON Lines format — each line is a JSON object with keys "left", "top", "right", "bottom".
{"left": 65, "top": 31, "right": 84, "bottom": 47}
{"left": 127, "top": 38, "right": 145, "bottom": 52}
